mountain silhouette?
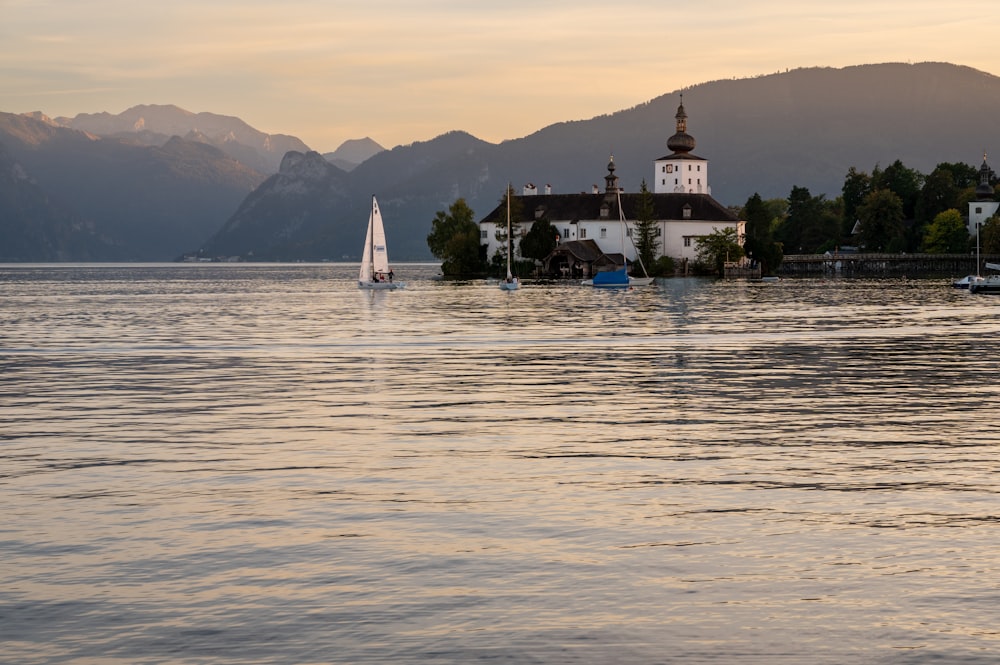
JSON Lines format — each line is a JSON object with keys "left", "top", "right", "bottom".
{"left": 3, "top": 62, "right": 1000, "bottom": 261}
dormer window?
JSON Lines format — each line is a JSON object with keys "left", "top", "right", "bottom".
{"left": 682, "top": 204, "right": 692, "bottom": 219}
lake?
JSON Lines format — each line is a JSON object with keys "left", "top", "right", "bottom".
{"left": 2, "top": 263, "right": 999, "bottom": 664}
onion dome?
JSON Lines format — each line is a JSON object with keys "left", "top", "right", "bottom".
{"left": 666, "top": 96, "right": 696, "bottom": 154}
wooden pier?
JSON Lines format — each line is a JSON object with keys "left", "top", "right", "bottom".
{"left": 777, "top": 253, "right": 1000, "bottom": 277}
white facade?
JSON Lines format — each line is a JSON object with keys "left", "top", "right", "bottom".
{"left": 969, "top": 200, "right": 999, "bottom": 236}
{"left": 653, "top": 157, "right": 710, "bottom": 194}
{"left": 481, "top": 215, "right": 744, "bottom": 264}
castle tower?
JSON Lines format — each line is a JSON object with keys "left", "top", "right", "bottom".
{"left": 969, "top": 152, "right": 999, "bottom": 236}
{"left": 653, "top": 95, "right": 709, "bottom": 194}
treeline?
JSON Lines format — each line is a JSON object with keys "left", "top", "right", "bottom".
{"left": 741, "top": 159, "right": 1000, "bottom": 273}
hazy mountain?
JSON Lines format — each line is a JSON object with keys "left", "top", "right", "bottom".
{"left": 203, "top": 62, "right": 1000, "bottom": 261}
{"left": 0, "top": 142, "right": 118, "bottom": 261}
{"left": 5, "top": 62, "right": 1000, "bottom": 262}
{"left": 55, "top": 104, "right": 310, "bottom": 174}
{"left": 0, "top": 112, "right": 265, "bottom": 260}
{"left": 201, "top": 132, "right": 491, "bottom": 260}
{"left": 323, "top": 137, "right": 385, "bottom": 171}
{"left": 198, "top": 150, "right": 352, "bottom": 260}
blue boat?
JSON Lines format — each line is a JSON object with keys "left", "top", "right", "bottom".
{"left": 591, "top": 266, "right": 630, "bottom": 288}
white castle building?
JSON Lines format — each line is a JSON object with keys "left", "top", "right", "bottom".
{"left": 478, "top": 97, "right": 744, "bottom": 277}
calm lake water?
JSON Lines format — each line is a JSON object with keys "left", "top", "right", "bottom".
{"left": 2, "top": 263, "right": 1000, "bottom": 664}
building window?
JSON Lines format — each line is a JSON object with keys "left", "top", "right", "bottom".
{"left": 580, "top": 228, "right": 587, "bottom": 239}
{"left": 697, "top": 165, "right": 701, "bottom": 171}
{"left": 600, "top": 227, "right": 607, "bottom": 239}
{"left": 481, "top": 229, "right": 487, "bottom": 239}
{"left": 684, "top": 237, "right": 691, "bottom": 247}
{"left": 655, "top": 228, "right": 661, "bottom": 237}
{"left": 976, "top": 206, "right": 983, "bottom": 214}
{"left": 563, "top": 228, "right": 570, "bottom": 238}
{"left": 688, "top": 178, "right": 692, "bottom": 185}
{"left": 683, "top": 205, "right": 692, "bottom": 219}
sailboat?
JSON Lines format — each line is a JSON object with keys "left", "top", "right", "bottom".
{"left": 589, "top": 189, "right": 652, "bottom": 287}
{"left": 623, "top": 190, "right": 654, "bottom": 286}
{"left": 954, "top": 220, "right": 985, "bottom": 289}
{"left": 358, "top": 195, "right": 405, "bottom": 290}
{"left": 499, "top": 186, "right": 520, "bottom": 291}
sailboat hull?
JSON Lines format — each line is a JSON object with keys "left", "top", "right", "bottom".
{"left": 359, "top": 280, "right": 404, "bottom": 290}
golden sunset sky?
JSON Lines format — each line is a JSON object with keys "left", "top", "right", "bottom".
{"left": 3, "top": 0, "right": 998, "bottom": 151}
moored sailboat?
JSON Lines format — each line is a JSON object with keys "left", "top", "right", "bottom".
{"left": 499, "top": 185, "right": 520, "bottom": 291}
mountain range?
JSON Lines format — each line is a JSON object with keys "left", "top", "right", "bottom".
{"left": 3, "top": 62, "right": 1000, "bottom": 261}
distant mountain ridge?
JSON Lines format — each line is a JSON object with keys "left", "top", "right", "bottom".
{"left": 52, "top": 104, "right": 310, "bottom": 174}
{"left": 0, "top": 111, "right": 265, "bottom": 260}
{"left": 203, "top": 62, "right": 1000, "bottom": 261}
{"left": 323, "top": 137, "right": 385, "bottom": 171}
{"left": 4, "top": 62, "right": 1000, "bottom": 261}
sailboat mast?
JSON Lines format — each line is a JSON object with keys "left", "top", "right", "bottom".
{"left": 369, "top": 195, "right": 375, "bottom": 277}
{"left": 506, "top": 185, "right": 511, "bottom": 275}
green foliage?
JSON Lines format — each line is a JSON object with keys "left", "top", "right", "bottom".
{"left": 856, "top": 189, "right": 905, "bottom": 251}
{"left": 916, "top": 167, "right": 959, "bottom": 228}
{"left": 631, "top": 180, "right": 659, "bottom": 274}
{"left": 741, "top": 192, "right": 784, "bottom": 275}
{"left": 872, "top": 160, "right": 923, "bottom": 220}
{"left": 695, "top": 227, "right": 744, "bottom": 275}
{"left": 842, "top": 166, "right": 872, "bottom": 230}
{"left": 650, "top": 255, "right": 675, "bottom": 277}
{"left": 935, "top": 162, "right": 980, "bottom": 189}
{"left": 921, "top": 209, "right": 969, "bottom": 254}
{"left": 774, "top": 186, "right": 840, "bottom": 254}
{"left": 981, "top": 215, "right": 1000, "bottom": 255}
{"left": 426, "top": 198, "right": 486, "bottom": 275}
{"left": 520, "top": 217, "right": 558, "bottom": 262}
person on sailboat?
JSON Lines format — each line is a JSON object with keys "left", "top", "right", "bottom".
{"left": 388, "top": 269, "right": 394, "bottom": 282}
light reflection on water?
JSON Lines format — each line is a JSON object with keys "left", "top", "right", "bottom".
{"left": 2, "top": 263, "right": 1000, "bottom": 664}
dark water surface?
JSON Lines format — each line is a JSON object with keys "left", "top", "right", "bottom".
{"left": 2, "top": 263, "right": 999, "bottom": 664}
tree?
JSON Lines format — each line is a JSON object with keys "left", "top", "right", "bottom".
{"left": 631, "top": 180, "right": 659, "bottom": 275}
{"left": 776, "top": 185, "right": 835, "bottom": 253}
{"left": 520, "top": 217, "right": 558, "bottom": 262}
{"left": 842, "top": 167, "right": 872, "bottom": 236}
{"left": 426, "top": 198, "right": 485, "bottom": 275}
{"left": 981, "top": 214, "right": 1000, "bottom": 255}
{"left": 935, "top": 161, "right": 980, "bottom": 189}
{"left": 872, "top": 159, "right": 923, "bottom": 220}
{"left": 916, "top": 167, "right": 959, "bottom": 229}
{"left": 921, "top": 209, "right": 968, "bottom": 254}
{"left": 856, "top": 189, "right": 905, "bottom": 251}
{"left": 741, "top": 192, "right": 783, "bottom": 275}
{"left": 695, "top": 227, "right": 743, "bottom": 275}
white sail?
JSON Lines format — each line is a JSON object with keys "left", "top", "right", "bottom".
{"left": 358, "top": 203, "right": 374, "bottom": 283}
{"left": 358, "top": 195, "right": 404, "bottom": 290}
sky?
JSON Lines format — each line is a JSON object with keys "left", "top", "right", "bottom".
{"left": 3, "top": 0, "right": 1000, "bottom": 152}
